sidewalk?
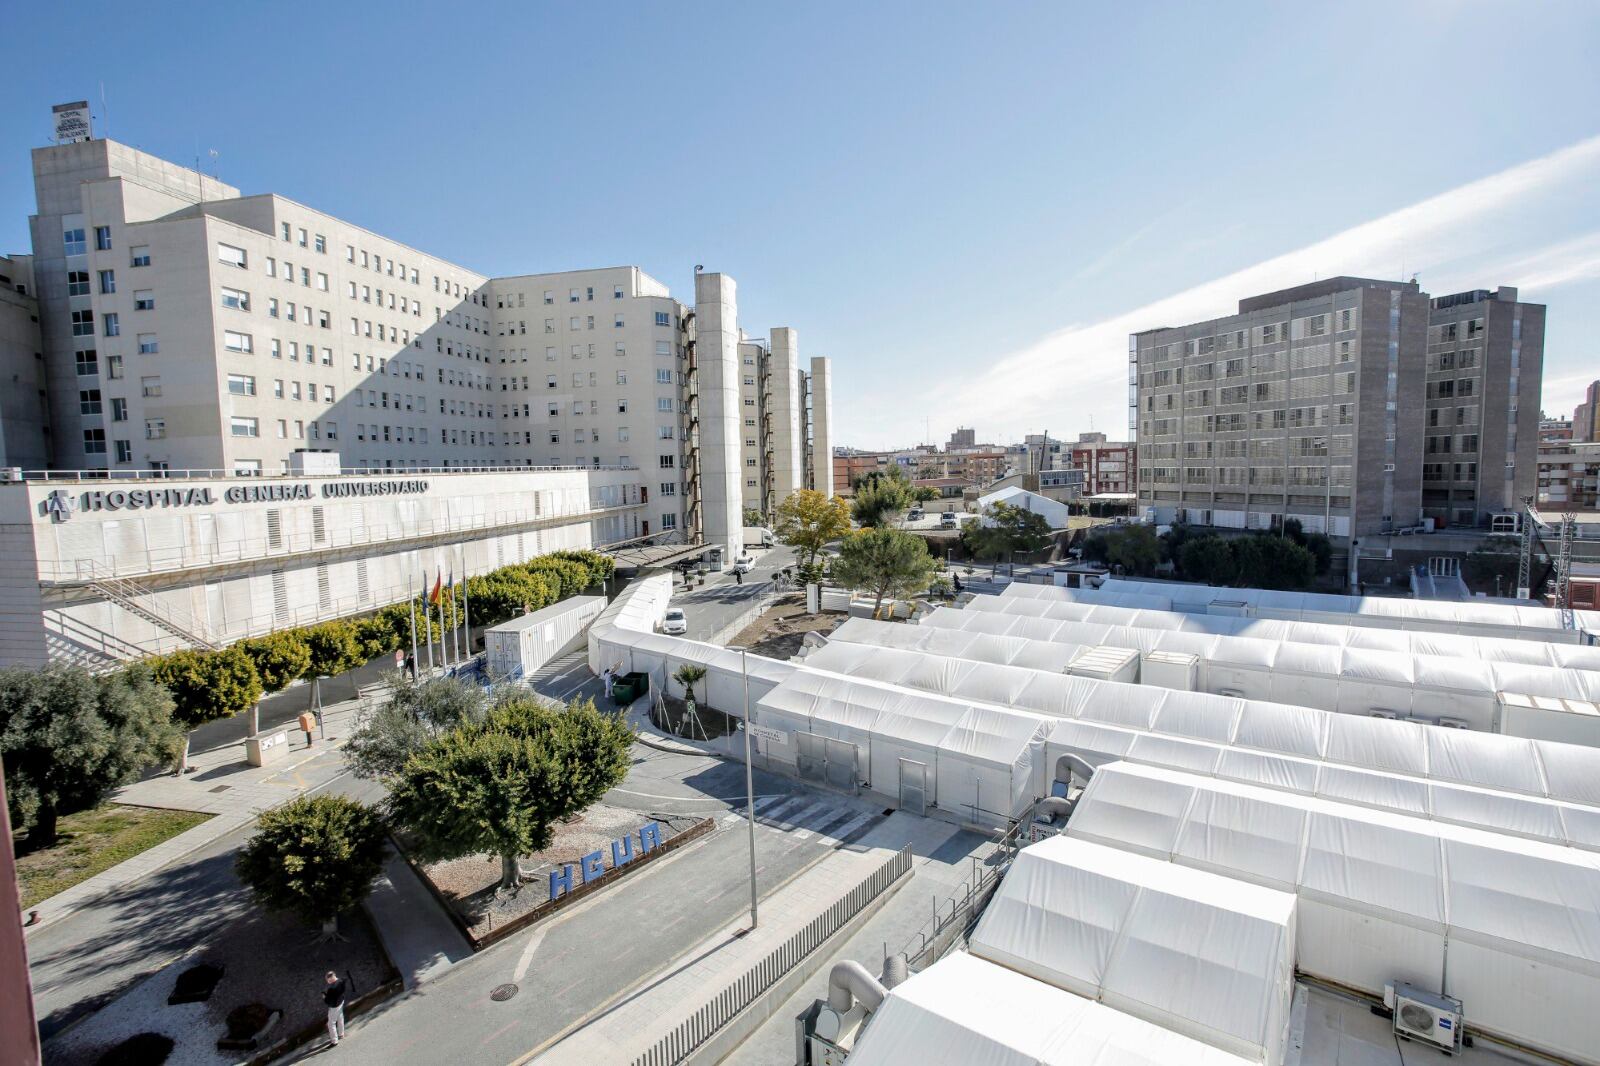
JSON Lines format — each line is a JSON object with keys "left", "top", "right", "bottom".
{"left": 24, "top": 692, "right": 372, "bottom": 934}
{"left": 530, "top": 812, "right": 966, "bottom": 1064}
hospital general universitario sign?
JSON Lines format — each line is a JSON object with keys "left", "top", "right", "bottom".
{"left": 44, "top": 479, "right": 431, "bottom": 522}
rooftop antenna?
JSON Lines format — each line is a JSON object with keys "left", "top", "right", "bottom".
{"left": 99, "top": 82, "right": 109, "bottom": 139}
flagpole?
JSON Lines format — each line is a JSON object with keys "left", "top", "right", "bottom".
{"left": 460, "top": 548, "right": 473, "bottom": 663}
{"left": 449, "top": 566, "right": 461, "bottom": 664}
{"left": 407, "top": 589, "right": 420, "bottom": 681}
{"left": 422, "top": 571, "right": 434, "bottom": 672}
{"left": 436, "top": 569, "right": 449, "bottom": 668}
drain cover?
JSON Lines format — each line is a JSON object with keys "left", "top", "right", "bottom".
{"left": 208, "top": 785, "right": 232, "bottom": 794}
{"left": 490, "top": 983, "right": 519, "bottom": 1002}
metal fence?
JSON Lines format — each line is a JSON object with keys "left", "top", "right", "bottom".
{"left": 630, "top": 844, "right": 913, "bottom": 1066}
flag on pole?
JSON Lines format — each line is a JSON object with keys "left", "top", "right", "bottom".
{"left": 429, "top": 571, "right": 443, "bottom": 606}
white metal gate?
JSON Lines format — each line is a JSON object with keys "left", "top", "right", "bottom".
{"left": 899, "top": 758, "right": 928, "bottom": 816}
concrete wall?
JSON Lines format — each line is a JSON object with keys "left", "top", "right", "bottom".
{"left": 695, "top": 272, "right": 743, "bottom": 561}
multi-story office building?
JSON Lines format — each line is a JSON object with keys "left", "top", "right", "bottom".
{"left": 17, "top": 132, "right": 833, "bottom": 546}
{"left": 1132, "top": 276, "right": 1543, "bottom": 540}
{"left": 0, "top": 254, "right": 48, "bottom": 469}
{"left": 1421, "top": 286, "right": 1543, "bottom": 527}
{"left": 734, "top": 328, "right": 834, "bottom": 519}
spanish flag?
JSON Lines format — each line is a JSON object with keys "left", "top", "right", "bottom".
{"left": 429, "top": 572, "right": 443, "bottom": 605}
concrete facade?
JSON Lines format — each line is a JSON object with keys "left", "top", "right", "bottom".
{"left": 18, "top": 136, "right": 833, "bottom": 548}
{"left": 0, "top": 254, "right": 48, "bottom": 469}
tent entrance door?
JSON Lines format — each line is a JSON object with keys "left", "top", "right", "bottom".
{"left": 898, "top": 758, "right": 928, "bottom": 816}
{"left": 798, "top": 735, "right": 859, "bottom": 794}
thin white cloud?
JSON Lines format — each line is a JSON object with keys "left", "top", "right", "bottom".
{"left": 906, "top": 133, "right": 1600, "bottom": 443}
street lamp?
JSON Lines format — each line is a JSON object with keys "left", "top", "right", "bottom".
{"left": 734, "top": 645, "right": 759, "bottom": 929}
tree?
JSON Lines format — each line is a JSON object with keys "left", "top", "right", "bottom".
{"left": 850, "top": 476, "right": 914, "bottom": 528}
{"left": 0, "top": 664, "right": 182, "bottom": 846}
{"left": 910, "top": 485, "right": 940, "bottom": 503}
{"left": 773, "top": 489, "right": 852, "bottom": 572}
{"left": 150, "top": 646, "right": 262, "bottom": 727}
{"left": 742, "top": 506, "right": 764, "bottom": 528}
{"left": 831, "top": 528, "right": 938, "bottom": 616}
{"left": 235, "top": 794, "right": 388, "bottom": 936}
{"left": 672, "top": 663, "right": 707, "bottom": 707}
{"left": 914, "top": 463, "right": 942, "bottom": 482}
{"left": 345, "top": 675, "right": 488, "bottom": 780}
{"left": 302, "top": 621, "right": 365, "bottom": 678}
{"left": 1179, "top": 535, "right": 1239, "bottom": 586}
{"left": 962, "top": 502, "right": 1053, "bottom": 563}
{"left": 239, "top": 631, "right": 312, "bottom": 693}
{"left": 1281, "top": 518, "right": 1333, "bottom": 576}
{"left": 1082, "top": 524, "right": 1162, "bottom": 577}
{"left": 386, "top": 696, "right": 632, "bottom": 891}
{"left": 1234, "top": 535, "right": 1316, "bottom": 590}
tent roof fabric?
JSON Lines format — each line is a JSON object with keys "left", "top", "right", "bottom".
{"left": 846, "top": 952, "right": 1257, "bottom": 1066}
{"left": 958, "top": 596, "right": 1600, "bottom": 703}
{"left": 970, "top": 835, "right": 1295, "bottom": 1063}
{"left": 820, "top": 623, "right": 1600, "bottom": 850}
{"left": 1070, "top": 762, "right": 1600, "bottom": 972}
{"left": 1023, "top": 576, "right": 1600, "bottom": 640}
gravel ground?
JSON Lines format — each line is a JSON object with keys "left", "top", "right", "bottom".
{"left": 416, "top": 804, "right": 701, "bottom": 940}
{"left": 45, "top": 907, "right": 391, "bottom": 1065}
{"left": 725, "top": 594, "right": 846, "bottom": 660}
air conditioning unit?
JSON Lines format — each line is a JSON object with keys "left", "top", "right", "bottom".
{"left": 1437, "top": 716, "right": 1470, "bottom": 729}
{"left": 1370, "top": 709, "right": 1401, "bottom": 720}
{"left": 1387, "top": 981, "right": 1462, "bottom": 1053}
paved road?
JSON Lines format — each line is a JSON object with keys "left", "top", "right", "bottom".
{"left": 668, "top": 544, "right": 797, "bottom": 642}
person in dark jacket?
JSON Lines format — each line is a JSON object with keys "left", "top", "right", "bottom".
{"left": 324, "top": 971, "right": 347, "bottom": 1046}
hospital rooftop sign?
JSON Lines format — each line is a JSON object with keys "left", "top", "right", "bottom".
{"left": 44, "top": 479, "right": 431, "bottom": 521}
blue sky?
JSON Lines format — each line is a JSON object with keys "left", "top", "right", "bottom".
{"left": 3, "top": 2, "right": 1598, "bottom": 449}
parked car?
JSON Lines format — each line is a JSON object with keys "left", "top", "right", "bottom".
{"left": 906, "top": 507, "right": 925, "bottom": 522}
{"left": 662, "top": 607, "right": 688, "bottom": 635}
{"left": 939, "top": 511, "right": 959, "bottom": 529}
{"left": 732, "top": 554, "right": 755, "bottom": 575}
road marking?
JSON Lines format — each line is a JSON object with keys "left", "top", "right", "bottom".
{"left": 513, "top": 927, "right": 548, "bottom": 982}
{"left": 780, "top": 801, "right": 834, "bottom": 839}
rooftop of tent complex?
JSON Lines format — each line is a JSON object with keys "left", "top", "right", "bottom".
{"left": 586, "top": 573, "right": 1600, "bottom": 1065}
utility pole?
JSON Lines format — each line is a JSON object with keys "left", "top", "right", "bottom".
{"left": 736, "top": 646, "right": 759, "bottom": 929}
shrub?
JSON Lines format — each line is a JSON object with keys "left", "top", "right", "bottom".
{"left": 238, "top": 631, "right": 312, "bottom": 693}
{"left": 149, "top": 645, "right": 261, "bottom": 727}
{"left": 235, "top": 793, "right": 388, "bottom": 932}
{"left": 301, "top": 621, "right": 364, "bottom": 678}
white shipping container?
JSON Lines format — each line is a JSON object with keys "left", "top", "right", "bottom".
{"left": 1066, "top": 645, "right": 1140, "bottom": 684}
{"left": 1142, "top": 650, "right": 1200, "bottom": 692}
{"left": 486, "top": 595, "right": 606, "bottom": 681}
{"left": 1495, "top": 691, "right": 1600, "bottom": 748}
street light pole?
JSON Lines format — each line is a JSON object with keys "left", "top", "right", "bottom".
{"left": 739, "top": 645, "right": 758, "bottom": 929}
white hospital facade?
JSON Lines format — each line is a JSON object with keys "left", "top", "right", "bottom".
{"left": 0, "top": 125, "right": 834, "bottom": 667}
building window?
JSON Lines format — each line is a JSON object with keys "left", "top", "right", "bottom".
{"left": 144, "top": 418, "right": 166, "bottom": 439}
{"left": 138, "top": 333, "right": 158, "bottom": 354}
{"left": 141, "top": 376, "right": 162, "bottom": 397}
{"left": 230, "top": 416, "right": 259, "bottom": 437}
{"left": 220, "top": 286, "right": 250, "bottom": 311}
{"left": 655, "top": 312, "right": 670, "bottom": 327}
{"left": 113, "top": 439, "right": 132, "bottom": 463}
{"left": 106, "top": 355, "right": 123, "bottom": 379}
{"left": 110, "top": 397, "right": 127, "bottom": 421}
{"left": 223, "top": 330, "right": 252, "bottom": 353}
{"left": 83, "top": 428, "right": 106, "bottom": 454}
{"left": 314, "top": 234, "right": 326, "bottom": 254}
{"left": 95, "top": 226, "right": 112, "bottom": 251}
{"left": 79, "top": 389, "right": 102, "bottom": 415}
{"left": 614, "top": 285, "right": 624, "bottom": 299}
{"left": 659, "top": 455, "right": 675, "bottom": 469}
{"left": 63, "top": 228, "right": 87, "bottom": 255}
{"left": 217, "top": 242, "right": 247, "bottom": 267}
{"left": 98, "top": 269, "right": 116, "bottom": 294}
{"left": 614, "top": 315, "right": 624, "bottom": 328}
{"left": 74, "top": 349, "right": 98, "bottom": 376}
{"left": 133, "top": 290, "right": 155, "bottom": 310}
{"left": 129, "top": 245, "right": 151, "bottom": 267}
{"left": 227, "top": 373, "right": 256, "bottom": 396}
{"left": 71, "top": 310, "right": 94, "bottom": 336}
{"left": 103, "top": 313, "right": 120, "bottom": 337}
{"left": 661, "top": 514, "right": 677, "bottom": 530}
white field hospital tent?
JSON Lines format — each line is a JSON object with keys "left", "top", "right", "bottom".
{"left": 1070, "top": 761, "right": 1600, "bottom": 1065}
{"left": 969, "top": 835, "right": 1296, "bottom": 1065}
{"left": 755, "top": 669, "right": 1048, "bottom": 824}
{"left": 943, "top": 598, "right": 1600, "bottom": 727}
{"left": 846, "top": 951, "right": 1257, "bottom": 1066}
{"left": 973, "top": 485, "right": 1072, "bottom": 529}
{"left": 1036, "top": 576, "right": 1600, "bottom": 642}
{"left": 823, "top": 618, "right": 1600, "bottom": 852}
{"left": 999, "top": 582, "right": 1600, "bottom": 671}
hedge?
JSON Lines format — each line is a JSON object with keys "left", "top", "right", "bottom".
{"left": 143, "top": 549, "right": 615, "bottom": 726}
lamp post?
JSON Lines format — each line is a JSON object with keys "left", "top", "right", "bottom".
{"left": 736, "top": 645, "right": 758, "bottom": 929}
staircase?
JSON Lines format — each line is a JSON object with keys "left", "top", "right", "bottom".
{"left": 84, "top": 562, "right": 220, "bottom": 652}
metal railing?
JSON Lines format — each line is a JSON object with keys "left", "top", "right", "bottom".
{"left": 83, "top": 560, "right": 219, "bottom": 651}
{"left": 630, "top": 844, "right": 913, "bottom": 1066}
{"left": 898, "top": 816, "right": 1028, "bottom": 969}
{"left": 6, "top": 462, "right": 639, "bottom": 483}
{"left": 40, "top": 501, "right": 641, "bottom": 583}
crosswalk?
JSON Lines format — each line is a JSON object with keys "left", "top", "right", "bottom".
{"left": 721, "top": 793, "right": 880, "bottom": 848}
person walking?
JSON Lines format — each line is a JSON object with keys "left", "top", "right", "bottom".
{"left": 602, "top": 667, "right": 615, "bottom": 701}
{"left": 323, "top": 970, "right": 347, "bottom": 1046}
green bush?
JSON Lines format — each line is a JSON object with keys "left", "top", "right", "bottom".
{"left": 149, "top": 646, "right": 261, "bottom": 727}
{"left": 235, "top": 793, "right": 388, "bottom": 931}
{"left": 302, "top": 621, "right": 364, "bottom": 678}
{"left": 238, "top": 631, "right": 312, "bottom": 693}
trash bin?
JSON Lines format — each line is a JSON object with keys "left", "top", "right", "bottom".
{"left": 611, "top": 671, "right": 649, "bottom": 705}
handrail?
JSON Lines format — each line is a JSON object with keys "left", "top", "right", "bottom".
{"left": 39, "top": 501, "right": 643, "bottom": 583}
{"left": 83, "top": 560, "right": 219, "bottom": 651}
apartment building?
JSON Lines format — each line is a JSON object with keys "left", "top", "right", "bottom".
{"left": 0, "top": 254, "right": 48, "bottom": 468}
{"left": 1132, "top": 277, "right": 1543, "bottom": 539}
{"left": 1061, "top": 432, "right": 1134, "bottom": 496}
{"left": 1575, "top": 379, "right": 1600, "bottom": 442}
{"left": 17, "top": 132, "right": 832, "bottom": 545}
{"left": 1538, "top": 437, "right": 1600, "bottom": 510}
{"left": 734, "top": 328, "right": 833, "bottom": 519}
